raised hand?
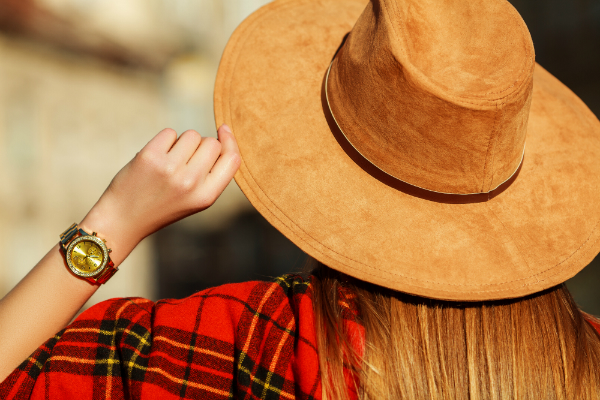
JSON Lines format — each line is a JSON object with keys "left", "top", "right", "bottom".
{"left": 80, "top": 124, "right": 240, "bottom": 264}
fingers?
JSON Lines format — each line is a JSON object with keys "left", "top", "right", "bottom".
{"left": 138, "top": 125, "right": 240, "bottom": 211}
{"left": 169, "top": 130, "right": 202, "bottom": 163}
{"left": 217, "top": 124, "right": 240, "bottom": 158}
{"left": 188, "top": 136, "right": 223, "bottom": 179}
{"left": 143, "top": 128, "right": 178, "bottom": 154}
{"left": 205, "top": 124, "right": 241, "bottom": 193}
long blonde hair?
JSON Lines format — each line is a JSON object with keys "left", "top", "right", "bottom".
{"left": 309, "top": 259, "right": 600, "bottom": 399}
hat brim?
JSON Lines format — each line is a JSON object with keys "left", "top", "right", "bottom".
{"left": 214, "top": 0, "right": 600, "bottom": 301}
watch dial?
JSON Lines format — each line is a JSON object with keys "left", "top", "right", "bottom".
{"left": 71, "top": 241, "right": 104, "bottom": 272}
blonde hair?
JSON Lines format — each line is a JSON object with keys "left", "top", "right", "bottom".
{"left": 309, "top": 259, "right": 600, "bottom": 399}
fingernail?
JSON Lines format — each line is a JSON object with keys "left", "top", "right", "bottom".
{"left": 221, "top": 124, "right": 232, "bottom": 134}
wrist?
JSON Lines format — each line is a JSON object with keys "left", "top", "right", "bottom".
{"left": 80, "top": 199, "right": 143, "bottom": 267}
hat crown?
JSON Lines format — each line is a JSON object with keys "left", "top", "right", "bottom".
{"left": 391, "top": 0, "right": 533, "bottom": 97}
{"left": 326, "top": 0, "right": 536, "bottom": 194}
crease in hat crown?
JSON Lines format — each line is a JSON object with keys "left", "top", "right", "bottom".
{"left": 326, "top": 0, "right": 536, "bottom": 195}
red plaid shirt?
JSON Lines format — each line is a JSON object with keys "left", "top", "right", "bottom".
{"left": 0, "top": 275, "right": 324, "bottom": 400}
{"left": 2, "top": 274, "right": 599, "bottom": 400}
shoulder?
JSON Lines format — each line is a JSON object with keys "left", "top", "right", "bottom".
{"left": 151, "top": 274, "right": 312, "bottom": 325}
{"left": 140, "top": 275, "right": 312, "bottom": 350}
{"left": 146, "top": 274, "right": 318, "bottom": 400}
{"left": 69, "top": 275, "right": 313, "bottom": 356}
{"left": 79, "top": 274, "right": 311, "bottom": 323}
{"left": 0, "top": 275, "right": 317, "bottom": 400}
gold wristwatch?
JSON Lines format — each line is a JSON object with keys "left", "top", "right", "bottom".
{"left": 59, "top": 223, "right": 118, "bottom": 285}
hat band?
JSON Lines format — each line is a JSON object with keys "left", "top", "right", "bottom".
{"left": 324, "top": 62, "right": 525, "bottom": 198}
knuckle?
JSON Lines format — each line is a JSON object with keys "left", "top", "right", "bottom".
{"left": 161, "top": 128, "right": 177, "bottom": 136}
{"left": 143, "top": 157, "right": 175, "bottom": 178}
{"left": 137, "top": 150, "right": 181, "bottom": 179}
{"left": 182, "top": 129, "right": 201, "bottom": 142}
{"left": 183, "top": 129, "right": 200, "bottom": 137}
{"left": 162, "top": 163, "right": 177, "bottom": 178}
{"left": 136, "top": 149, "right": 157, "bottom": 167}
{"left": 230, "top": 153, "right": 241, "bottom": 168}
{"left": 158, "top": 128, "right": 178, "bottom": 142}
{"left": 203, "top": 137, "right": 222, "bottom": 153}
{"left": 177, "top": 177, "right": 195, "bottom": 193}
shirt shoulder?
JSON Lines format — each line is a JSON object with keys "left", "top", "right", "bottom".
{"left": 0, "top": 275, "right": 320, "bottom": 400}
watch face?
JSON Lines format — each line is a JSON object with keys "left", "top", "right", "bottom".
{"left": 71, "top": 241, "right": 104, "bottom": 272}
{"left": 66, "top": 235, "right": 109, "bottom": 277}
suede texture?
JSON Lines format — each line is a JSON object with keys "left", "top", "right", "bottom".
{"left": 214, "top": 0, "right": 600, "bottom": 300}
{"left": 327, "top": 0, "right": 534, "bottom": 194}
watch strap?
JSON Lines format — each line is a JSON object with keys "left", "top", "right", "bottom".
{"left": 92, "top": 260, "right": 118, "bottom": 285}
{"left": 60, "top": 223, "right": 88, "bottom": 247}
{"left": 60, "top": 223, "right": 79, "bottom": 246}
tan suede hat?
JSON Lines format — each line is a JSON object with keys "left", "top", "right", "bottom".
{"left": 214, "top": 0, "right": 600, "bottom": 300}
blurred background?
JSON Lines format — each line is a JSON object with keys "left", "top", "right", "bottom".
{"left": 0, "top": 0, "right": 598, "bottom": 313}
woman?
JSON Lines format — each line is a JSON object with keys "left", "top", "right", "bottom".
{"left": 2, "top": 0, "right": 600, "bottom": 398}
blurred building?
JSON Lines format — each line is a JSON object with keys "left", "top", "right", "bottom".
{"left": 0, "top": 0, "right": 271, "bottom": 308}
{"left": 0, "top": 0, "right": 598, "bottom": 314}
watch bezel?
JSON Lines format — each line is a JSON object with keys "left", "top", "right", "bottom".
{"left": 65, "top": 235, "right": 109, "bottom": 277}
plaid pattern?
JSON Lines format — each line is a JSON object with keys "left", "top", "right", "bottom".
{"left": 3, "top": 274, "right": 599, "bottom": 400}
{"left": 0, "top": 275, "right": 322, "bottom": 400}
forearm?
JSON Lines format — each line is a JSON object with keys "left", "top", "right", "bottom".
{"left": 0, "top": 244, "right": 97, "bottom": 380}
{"left": 0, "top": 205, "right": 141, "bottom": 381}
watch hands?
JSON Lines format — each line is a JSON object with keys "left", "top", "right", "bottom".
{"left": 73, "top": 247, "right": 87, "bottom": 257}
